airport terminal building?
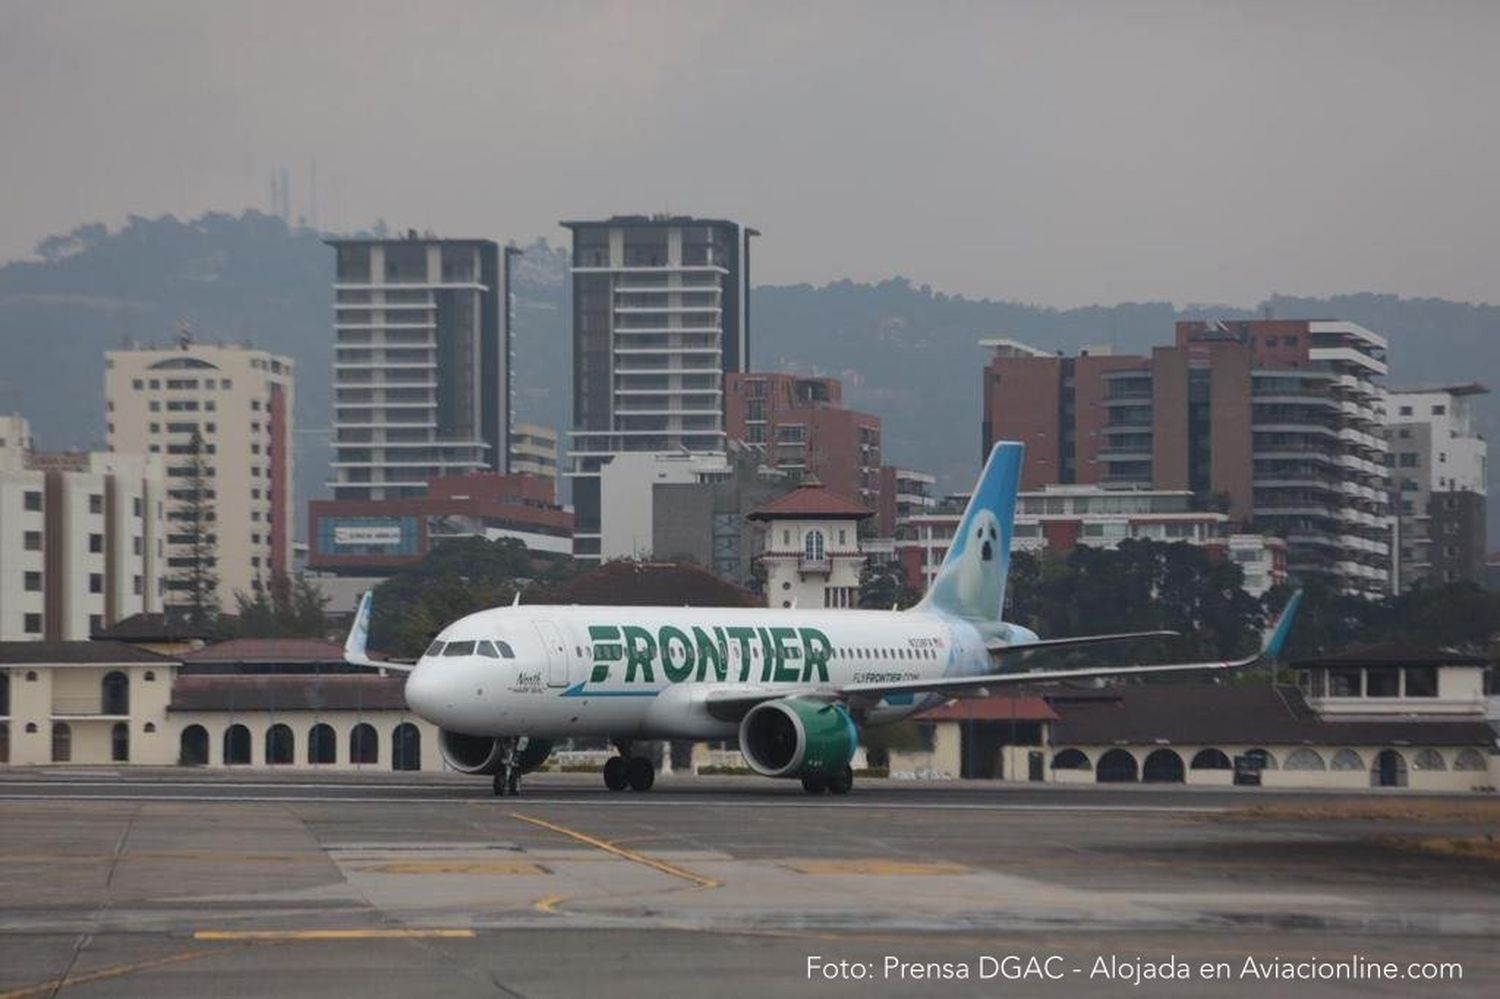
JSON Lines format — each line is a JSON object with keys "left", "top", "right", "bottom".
{"left": 1, "top": 633, "right": 1494, "bottom": 792}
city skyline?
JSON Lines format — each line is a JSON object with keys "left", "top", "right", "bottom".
{"left": 4, "top": 2, "right": 1500, "bottom": 308}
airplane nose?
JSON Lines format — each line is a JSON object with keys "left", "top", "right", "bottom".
{"left": 403, "top": 663, "right": 446, "bottom": 720}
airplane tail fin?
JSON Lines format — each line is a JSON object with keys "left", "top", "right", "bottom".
{"left": 916, "top": 441, "right": 1024, "bottom": 622}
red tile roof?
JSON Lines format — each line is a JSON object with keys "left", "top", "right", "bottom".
{"left": 917, "top": 696, "right": 1059, "bottom": 723}
{"left": 748, "top": 483, "right": 872, "bottom": 521}
{"left": 182, "top": 638, "right": 348, "bottom": 663}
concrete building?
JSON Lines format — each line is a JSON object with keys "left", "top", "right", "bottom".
{"left": 895, "top": 485, "right": 1287, "bottom": 597}
{"left": 0, "top": 639, "right": 442, "bottom": 770}
{"left": 749, "top": 483, "right": 872, "bottom": 609}
{"left": 562, "top": 215, "right": 756, "bottom": 562}
{"left": 650, "top": 442, "right": 792, "bottom": 587}
{"left": 983, "top": 320, "right": 1392, "bottom": 596}
{"left": 307, "top": 472, "right": 573, "bottom": 574}
{"left": 876, "top": 466, "right": 936, "bottom": 539}
{"left": 328, "top": 235, "right": 509, "bottom": 500}
{"left": 724, "top": 373, "right": 882, "bottom": 514}
{"left": 883, "top": 645, "right": 1495, "bottom": 790}
{"left": 1384, "top": 384, "right": 1488, "bottom": 590}
{"left": 1, "top": 416, "right": 166, "bottom": 641}
{"left": 511, "top": 422, "right": 560, "bottom": 483}
{"left": 596, "top": 450, "right": 732, "bottom": 562}
{"left": 106, "top": 339, "right": 294, "bottom": 611}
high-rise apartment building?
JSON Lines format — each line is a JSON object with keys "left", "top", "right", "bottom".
{"left": 510, "top": 422, "right": 560, "bottom": 483}
{"left": 561, "top": 215, "right": 756, "bottom": 560}
{"left": 1, "top": 415, "right": 166, "bottom": 640}
{"left": 106, "top": 340, "right": 294, "bottom": 611}
{"left": 328, "top": 235, "right": 508, "bottom": 501}
{"left": 1384, "top": 384, "right": 1488, "bottom": 590}
{"left": 724, "top": 373, "right": 882, "bottom": 513}
{"left": 983, "top": 320, "right": 1393, "bottom": 596}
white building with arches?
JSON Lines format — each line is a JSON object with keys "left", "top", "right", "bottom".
{"left": 749, "top": 482, "right": 871, "bottom": 610}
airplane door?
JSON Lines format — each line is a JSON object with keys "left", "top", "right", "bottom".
{"left": 533, "top": 621, "right": 571, "bottom": 687}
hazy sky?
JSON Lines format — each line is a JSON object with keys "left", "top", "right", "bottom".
{"left": 3, "top": 0, "right": 1497, "bottom": 307}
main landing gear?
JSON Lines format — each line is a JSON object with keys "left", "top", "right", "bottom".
{"left": 802, "top": 765, "right": 854, "bottom": 796}
{"left": 491, "top": 736, "right": 527, "bottom": 797}
{"left": 603, "top": 741, "right": 656, "bottom": 792}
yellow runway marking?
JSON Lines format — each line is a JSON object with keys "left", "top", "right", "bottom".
{"left": 356, "top": 860, "right": 547, "bottom": 875}
{"left": 192, "top": 929, "right": 475, "bottom": 941}
{"left": 510, "top": 813, "right": 721, "bottom": 889}
{"left": 782, "top": 859, "right": 972, "bottom": 876}
{"left": 0, "top": 948, "right": 215, "bottom": 999}
{"left": 533, "top": 894, "right": 567, "bottom": 913}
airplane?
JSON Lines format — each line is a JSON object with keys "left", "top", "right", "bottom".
{"left": 344, "top": 441, "right": 1302, "bottom": 796}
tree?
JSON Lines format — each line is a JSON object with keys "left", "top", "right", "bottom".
{"left": 233, "top": 573, "right": 331, "bottom": 638}
{"left": 170, "top": 431, "right": 218, "bottom": 626}
{"left": 858, "top": 558, "right": 920, "bottom": 610}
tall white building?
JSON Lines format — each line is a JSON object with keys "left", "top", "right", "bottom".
{"left": 1384, "top": 384, "right": 1489, "bottom": 590}
{"left": 561, "top": 215, "right": 756, "bottom": 561}
{"left": 0, "top": 415, "right": 166, "bottom": 640}
{"left": 105, "top": 340, "right": 294, "bottom": 613}
{"left": 327, "top": 236, "right": 508, "bottom": 500}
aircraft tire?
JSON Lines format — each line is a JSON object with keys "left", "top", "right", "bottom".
{"left": 603, "top": 756, "right": 629, "bottom": 791}
{"left": 827, "top": 765, "right": 854, "bottom": 796}
{"left": 801, "top": 777, "right": 827, "bottom": 794}
{"left": 626, "top": 756, "right": 655, "bottom": 792}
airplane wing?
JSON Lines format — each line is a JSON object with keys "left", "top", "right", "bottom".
{"left": 843, "top": 591, "right": 1301, "bottom": 702}
{"left": 343, "top": 591, "right": 417, "bottom": 673}
{"left": 986, "top": 629, "right": 1178, "bottom": 656}
{"left": 704, "top": 592, "right": 1301, "bottom": 720}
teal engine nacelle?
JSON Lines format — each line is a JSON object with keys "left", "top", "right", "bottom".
{"left": 738, "top": 699, "right": 857, "bottom": 779}
{"left": 438, "top": 730, "right": 554, "bottom": 775}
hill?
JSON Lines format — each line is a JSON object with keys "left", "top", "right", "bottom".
{"left": 1, "top": 210, "right": 1494, "bottom": 543}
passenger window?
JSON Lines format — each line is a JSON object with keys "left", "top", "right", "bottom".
{"left": 425, "top": 641, "right": 445, "bottom": 657}
{"left": 443, "top": 641, "right": 476, "bottom": 657}
{"left": 476, "top": 641, "right": 499, "bottom": 659}
{"left": 496, "top": 641, "right": 516, "bottom": 659}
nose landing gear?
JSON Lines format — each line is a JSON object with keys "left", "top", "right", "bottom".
{"left": 491, "top": 736, "right": 528, "bottom": 797}
{"left": 603, "top": 740, "right": 656, "bottom": 792}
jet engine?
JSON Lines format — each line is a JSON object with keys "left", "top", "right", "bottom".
{"left": 438, "top": 730, "right": 553, "bottom": 775}
{"left": 737, "top": 699, "right": 857, "bottom": 779}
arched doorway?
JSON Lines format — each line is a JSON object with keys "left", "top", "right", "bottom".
{"left": 1096, "top": 748, "right": 1138, "bottom": 783}
{"left": 111, "top": 722, "right": 129, "bottom": 762}
{"left": 1190, "top": 748, "right": 1231, "bottom": 771}
{"left": 350, "top": 723, "right": 378, "bottom": 765}
{"left": 265, "top": 724, "right": 294, "bottom": 765}
{"left": 1372, "top": 749, "right": 1408, "bottom": 788}
{"left": 52, "top": 722, "right": 72, "bottom": 763}
{"left": 1050, "top": 749, "right": 1091, "bottom": 771}
{"left": 224, "top": 724, "right": 251, "bottom": 765}
{"left": 308, "top": 724, "right": 336, "bottom": 765}
{"left": 180, "top": 725, "right": 209, "bottom": 765}
{"left": 1142, "top": 748, "right": 1184, "bottom": 783}
{"left": 101, "top": 671, "right": 129, "bottom": 715}
{"left": 392, "top": 723, "right": 421, "bottom": 771}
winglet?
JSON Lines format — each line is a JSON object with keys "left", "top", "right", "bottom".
{"left": 1262, "top": 589, "right": 1302, "bottom": 661}
{"left": 343, "top": 591, "right": 376, "bottom": 667}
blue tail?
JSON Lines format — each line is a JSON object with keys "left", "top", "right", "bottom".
{"left": 917, "top": 442, "right": 1024, "bottom": 621}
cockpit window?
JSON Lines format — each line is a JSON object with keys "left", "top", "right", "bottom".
{"left": 496, "top": 640, "right": 516, "bottom": 659}
{"left": 442, "top": 640, "right": 476, "bottom": 657}
{"left": 476, "top": 640, "right": 499, "bottom": 659}
{"left": 424, "top": 641, "right": 445, "bottom": 657}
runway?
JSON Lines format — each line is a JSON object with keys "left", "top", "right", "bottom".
{"left": 0, "top": 770, "right": 1494, "bottom": 997}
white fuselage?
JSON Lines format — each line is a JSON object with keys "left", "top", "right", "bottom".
{"left": 403, "top": 605, "right": 1018, "bottom": 741}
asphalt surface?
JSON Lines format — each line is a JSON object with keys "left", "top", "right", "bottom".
{"left": 0, "top": 770, "right": 1495, "bottom": 997}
